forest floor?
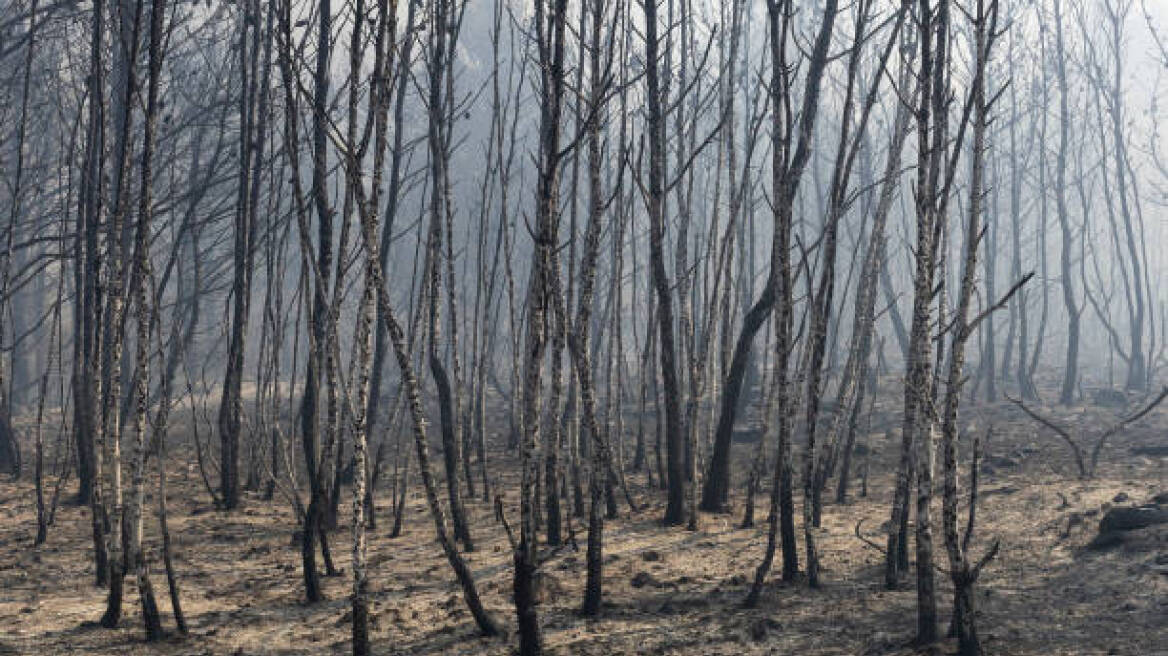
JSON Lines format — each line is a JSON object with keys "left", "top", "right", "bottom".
{"left": 0, "top": 382, "right": 1166, "bottom": 655}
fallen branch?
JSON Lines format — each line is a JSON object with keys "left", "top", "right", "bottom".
{"left": 1004, "top": 394, "right": 1087, "bottom": 478}
{"left": 970, "top": 539, "right": 1000, "bottom": 579}
{"left": 1006, "top": 386, "right": 1168, "bottom": 478}
{"left": 964, "top": 272, "right": 1034, "bottom": 338}
{"left": 494, "top": 495, "right": 517, "bottom": 551}
{"left": 1089, "top": 386, "right": 1168, "bottom": 475}
{"left": 962, "top": 429, "right": 985, "bottom": 554}
{"left": 854, "top": 518, "right": 887, "bottom": 554}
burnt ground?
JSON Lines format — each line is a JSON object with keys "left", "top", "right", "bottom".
{"left": 0, "top": 381, "right": 1165, "bottom": 655}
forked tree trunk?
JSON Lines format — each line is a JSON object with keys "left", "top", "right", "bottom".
{"left": 887, "top": 0, "right": 960, "bottom": 642}
{"left": 122, "top": 0, "right": 167, "bottom": 637}
{"left": 512, "top": 0, "right": 570, "bottom": 650}
{"left": 99, "top": 0, "right": 147, "bottom": 626}
{"left": 575, "top": 0, "right": 614, "bottom": 615}
{"left": 217, "top": 0, "right": 272, "bottom": 511}
{"left": 274, "top": 0, "right": 333, "bottom": 602}
{"left": 938, "top": 4, "right": 1004, "bottom": 651}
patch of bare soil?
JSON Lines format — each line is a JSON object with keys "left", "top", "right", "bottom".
{"left": 0, "top": 396, "right": 1165, "bottom": 655}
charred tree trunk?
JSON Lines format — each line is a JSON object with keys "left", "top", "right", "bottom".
{"left": 641, "top": 0, "right": 686, "bottom": 526}
{"left": 1052, "top": 0, "right": 1080, "bottom": 406}
{"left": 424, "top": 0, "right": 473, "bottom": 551}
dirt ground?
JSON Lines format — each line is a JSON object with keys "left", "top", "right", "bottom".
{"left": 0, "top": 386, "right": 1165, "bottom": 655}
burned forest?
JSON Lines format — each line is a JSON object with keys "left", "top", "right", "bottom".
{"left": 0, "top": 0, "right": 1166, "bottom": 653}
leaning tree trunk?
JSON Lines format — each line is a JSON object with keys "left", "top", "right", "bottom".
{"left": 424, "top": 0, "right": 472, "bottom": 550}
{"left": 702, "top": 0, "right": 840, "bottom": 516}
{"left": 339, "top": 11, "right": 498, "bottom": 630}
